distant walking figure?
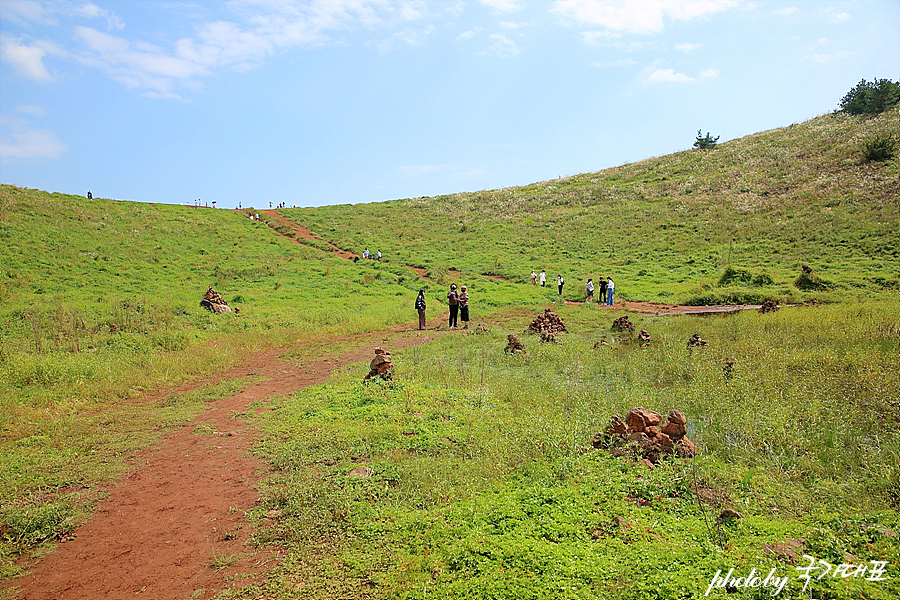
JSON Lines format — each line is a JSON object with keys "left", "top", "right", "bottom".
{"left": 539, "top": 270, "right": 547, "bottom": 287}
{"left": 87, "top": 191, "right": 92, "bottom": 200}
{"left": 606, "top": 277, "right": 615, "bottom": 305}
{"left": 377, "top": 250, "right": 382, "bottom": 261}
{"left": 557, "top": 275, "right": 564, "bottom": 297}
{"left": 415, "top": 289, "right": 427, "bottom": 330}
{"left": 598, "top": 277, "right": 608, "bottom": 304}
{"left": 585, "top": 278, "right": 594, "bottom": 302}
{"left": 447, "top": 284, "right": 460, "bottom": 328}
{"left": 531, "top": 270, "right": 537, "bottom": 285}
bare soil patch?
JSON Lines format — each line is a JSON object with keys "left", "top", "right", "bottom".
{"left": 3, "top": 325, "right": 443, "bottom": 600}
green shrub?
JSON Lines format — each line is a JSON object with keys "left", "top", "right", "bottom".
{"left": 862, "top": 133, "right": 898, "bottom": 162}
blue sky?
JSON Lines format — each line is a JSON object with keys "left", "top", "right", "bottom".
{"left": 1, "top": 0, "right": 898, "bottom": 208}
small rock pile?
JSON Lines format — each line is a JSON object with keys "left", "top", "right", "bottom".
{"left": 200, "top": 285, "right": 236, "bottom": 314}
{"left": 687, "top": 333, "right": 707, "bottom": 349}
{"left": 593, "top": 407, "right": 697, "bottom": 465}
{"left": 758, "top": 299, "right": 779, "bottom": 313}
{"left": 527, "top": 309, "right": 567, "bottom": 336}
{"left": 505, "top": 333, "right": 527, "bottom": 354}
{"left": 611, "top": 315, "right": 634, "bottom": 332}
{"left": 638, "top": 329, "right": 651, "bottom": 346}
{"left": 365, "top": 347, "right": 394, "bottom": 381}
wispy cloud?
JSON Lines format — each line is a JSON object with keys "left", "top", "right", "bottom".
{"left": 804, "top": 51, "right": 851, "bottom": 64}
{"left": 499, "top": 21, "right": 529, "bottom": 29}
{"left": 830, "top": 11, "right": 852, "bottom": 24}
{"left": 773, "top": 7, "right": 799, "bottom": 16}
{"left": 478, "top": 0, "right": 523, "bottom": 12}
{"left": 0, "top": 36, "right": 64, "bottom": 81}
{"left": 675, "top": 42, "right": 702, "bottom": 52}
{"left": 0, "top": 114, "right": 67, "bottom": 159}
{"left": 481, "top": 33, "right": 519, "bottom": 58}
{"left": 552, "top": 0, "right": 739, "bottom": 34}
{"left": 642, "top": 63, "right": 718, "bottom": 83}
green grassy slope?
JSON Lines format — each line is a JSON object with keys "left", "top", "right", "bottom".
{"left": 291, "top": 108, "right": 899, "bottom": 303}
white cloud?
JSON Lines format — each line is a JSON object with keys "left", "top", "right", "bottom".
{"left": 773, "top": 7, "right": 799, "bottom": 16}
{"left": 0, "top": 37, "right": 61, "bottom": 81}
{"left": 552, "top": 0, "right": 739, "bottom": 34}
{"left": 675, "top": 42, "right": 702, "bottom": 52}
{"left": 804, "top": 51, "right": 851, "bottom": 64}
{"left": 457, "top": 28, "right": 481, "bottom": 41}
{"left": 478, "top": 0, "right": 523, "bottom": 12}
{"left": 0, "top": 115, "right": 67, "bottom": 159}
{"left": 482, "top": 33, "right": 519, "bottom": 58}
{"left": 646, "top": 67, "right": 694, "bottom": 83}
{"left": 499, "top": 21, "right": 529, "bottom": 29}
{"left": 642, "top": 63, "right": 718, "bottom": 83}
{"left": 831, "top": 11, "right": 852, "bottom": 24}
{"left": 15, "top": 105, "right": 45, "bottom": 115}
{"left": 0, "top": 0, "right": 55, "bottom": 27}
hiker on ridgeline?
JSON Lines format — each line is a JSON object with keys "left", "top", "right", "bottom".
{"left": 459, "top": 285, "right": 470, "bottom": 329}
{"left": 87, "top": 191, "right": 92, "bottom": 200}
{"left": 606, "top": 276, "right": 615, "bottom": 305}
{"left": 585, "top": 278, "right": 594, "bottom": 303}
{"left": 531, "top": 270, "right": 537, "bottom": 285}
{"left": 415, "top": 289, "right": 427, "bottom": 330}
{"left": 598, "top": 277, "right": 608, "bottom": 306}
{"left": 557, "top": 274, "right": 564, "bottom": 297}
{"left": 539, "top": 270, "right": 547, "bottom": 287}
{"left": 447, "top": 284, "right": 460, "bottom": 329}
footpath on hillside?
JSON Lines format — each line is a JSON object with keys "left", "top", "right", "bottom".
{"left": 252, "top": 209, "right": 762, "bottom": 316}
{"left": 3, "top": 323, "right": 444, "bottom": 600}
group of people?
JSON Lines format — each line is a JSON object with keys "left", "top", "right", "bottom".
{"left": 414, "top": 283, "right": 470, "bottom": 330}
{"left": 584, "top": 276, "right": 615, "bottom": 305}
{"left": 531, "top": 269, "right": 616, "bottom": 304}
{"left": 363, "top": 248, "right": 382, "bottom": 261}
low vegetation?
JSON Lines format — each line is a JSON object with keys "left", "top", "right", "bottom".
{"left": 0, "top": 100, "right": 898, "bottom": 598}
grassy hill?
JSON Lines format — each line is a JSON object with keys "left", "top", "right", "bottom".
{"left": 1, "top": 107, "right": 898, "bottom": 598}
{"left": 290, "top": 107, "right": 899, "bottom": 304}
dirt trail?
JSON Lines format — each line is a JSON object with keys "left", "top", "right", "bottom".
{"left": 4, "top": 325, "right": 443, "bottom": 600}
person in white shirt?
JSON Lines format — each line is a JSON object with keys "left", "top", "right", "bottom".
{"left": 606, "top": 277, "right": 615, "bottom": 305}
{"left": 539, "top": 270, "right": 546, "bottom": 287}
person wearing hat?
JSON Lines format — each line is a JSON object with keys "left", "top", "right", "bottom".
{"left": 415, "top": 289, "right": 427, "bottom": 330}
{"left": 458, "top": 285, "right": 470, "bottom": 329}
{"left": 447, "top": 284, "right": 460, "bottom": 328}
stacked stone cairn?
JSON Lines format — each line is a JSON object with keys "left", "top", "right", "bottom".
{"left": 504, "top": 333, "right": 527, "bottom": 355}
{"left": 200, "top": 286, "right": 236, "bottom": 314}
{"left": 758, "top": 299, "right": 779, "bottom": 313}
{"left": 611, "top": 315, "right": 634, "bottom": 332}
{"left": 687, "top": 332, "right": 707, "bottom": 349}
{"left": 637, "top": 329, "right": 651, "bottom": 346}
{"left": 593, "top": 407, "right": 697, "bottom": 466}
{"left": 365, "top": 347, "right": 394, "bottom": 381}
{"left": 527, "top": 309, "right": 567, "bottom": 343}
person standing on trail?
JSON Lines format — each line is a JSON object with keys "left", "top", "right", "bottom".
{"left": 415, "top": 289, "right": 427, "bottom": 330}
{"left": 447, "top": 284, "right": 460, "bottom": 328}
{"left": 364, "top": 248, "right": 369, "bottom": 260}
{"left": 598, "top": 277, "right": 608, "bottom": 305}
{"left": 377, "top": 250, "right": 382, "bottom": 261}
{"left": 585, "top": 278, "right": 594, "bottom": 303}
{"left": 606, "top": 276, "right": 615, "bottom": 305}
{"left": 557, "top": 274, "right": 564, "bottom": 297}
{"left": 531, "top": 270, "right": 537, "bottom": 285}
{"left": 458, "top": 286, "right": 470, "bottom": 329}
{"left": 539, "top": 270, "right": 547, "bottom": 287}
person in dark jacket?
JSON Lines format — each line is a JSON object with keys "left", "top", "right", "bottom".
{"left": 447, "top": 284, "right": 459, "bottom": 328}
{"left": 415, "top": 289, "right": 427, "bottom": 330}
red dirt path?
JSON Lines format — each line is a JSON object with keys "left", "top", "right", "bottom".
{"left": 3, "top": 326, "right": 442, "bottom": 600}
